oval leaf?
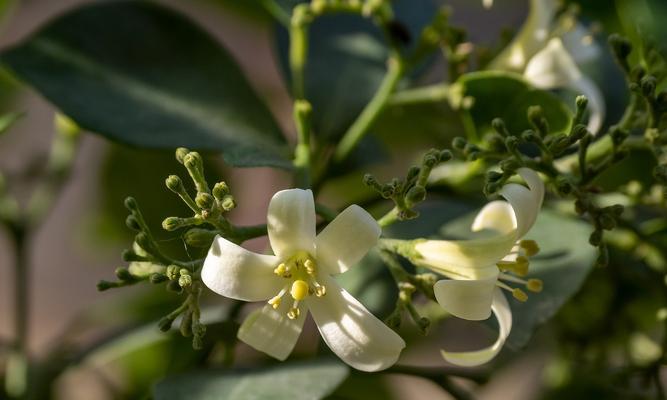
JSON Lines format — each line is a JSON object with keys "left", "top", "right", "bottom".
{"left": 153, "top": 360, "right": 349, "bottom": 400}
{"left": 1, "top": 1, "right": 290, "bottom": 168}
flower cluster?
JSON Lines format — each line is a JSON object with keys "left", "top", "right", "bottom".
{"left": 201, "top": 168, "right": 545, "bottom": 370}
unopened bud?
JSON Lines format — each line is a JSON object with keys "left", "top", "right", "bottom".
{"left": 599, "top": 213, "right": 616, "bottom": 230}
{"left": 486, "top": 171, "right": 504, "bottom": 182}
{"left": 608, "top": 34, "right": 632, "bottom": 61}
{"left": 150, "top": 273, "right": 168, "bottom": 284}
{"left": 492, "top": 118, "right": 509, "bottom": 136}
{"left": 212, "top": 182, "right": 230, "bottom": 200}
{"left": 158, "top": 316, "right": 175, "bottom": 332}
{"left": 556, "top": 177, "right": 573, "bottom": 195}
{"left": 589, "top": 229, "right": 603, "bottom": 246}
{"left": 124, "top": 197, "right": 138, "bottom": 211}
{"left": 125, "top": 215, "right": 141, "bottom": 231}
{"left": 162, "top": 217, "right": 182, "bottom": 231}
{"left": 115, "top": 267, "right": 133, "bottom": 281}
{"left": 195, "top": 192, "right": 215, "bottom": 210}
{"left": 406, "top": 185, "right": 427, "bottom": 204}
{"left": 96, "top": 280, "right": 115, "bottom": 291}
{"left": 179, "top": 274, "right": 192, "bottom": 288}
{"left": 439, "top": 149, "right": 453, "bottom": 162}
{"left": 610, "top": 126, "right": 629, "bottom": 146}
{"left": 505, "top": 136, "right": 519, "bottom": 151}
{"left": 221, "top": 195, "right": 236, "bottom": 211}
{"left": 571, "top": 124, "right": 589, "bottom": 141}
{"left": 166, "top": 265, "right": 180, "bottom": 280}
{"left": 521, "top": 129, "right": 540, "bottom": 143}
{"left": 499, "top": 158, "right": 521, "bottom": 172}
{"left": 175, "top": 147, "right": 190, "bottom": 164}
{"left": 575, "top": 95, "right": 588, "bottom": 110}
{"left": 165, "top": 175, "right": 183, "bottom": 192}
{"left": 452, "top": 136, "right": 467, "bottom": 150}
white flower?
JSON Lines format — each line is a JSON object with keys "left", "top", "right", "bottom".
{"left": 490, "top": 0, "right": 604, "bottom": 133}
{"left": 524, "top": 38, "right": 605, "bottom": 134}
{"left": 201, "top": 189, "right": 405, "bottom": 372}
{"left": 412, "top": 168, "right": 544, "bottom": 366}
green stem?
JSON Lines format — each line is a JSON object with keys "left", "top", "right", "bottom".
{"left": 259, "top": 0, "right": 290, "bottom": 26}
{"left": 388, "top": 83, "right": 450, "bottom": 106}
{"left": 378, "top": 207, "right": 400, "bottom": 228}
{"left": 292, "top": 100, "right": 313, "bottom": 188}
{"left": 289, "top": 19, "right": 308, "bottom": 100}
{"left": 333, "top": 57, "right": 404, "bottom": 163}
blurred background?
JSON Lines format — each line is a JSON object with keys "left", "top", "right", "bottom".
{"left": 0, "top": 0, "right": 665, "bottom": 399}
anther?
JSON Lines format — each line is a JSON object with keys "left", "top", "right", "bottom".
{"left": 313, "top": 281, "right": 326, "bottom": 297}
{"left": 512, "top": 288, "right": 528, "bottom": 302}
{"left": 304, "top": 259, "right": 316, "bottom": 275}
{"left": 527, "top": 279, "right": 543, "bottom": 293}
{"left": 274, "top": 263, "right": 287, "bottom": 277}
{"left": 287, "top": 305, "right": 301, "bottom": 320}
{"left": 268, "top": 295, "right": 282, "bottom": 309}
{"left": 520, "top": 240, "right": 540, "bottom": 257}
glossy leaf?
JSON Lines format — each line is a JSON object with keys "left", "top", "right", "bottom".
{"left": 453, "top": 71, "right": 573, "bottom": 136}
{"left": 1, "top": 1, "right": 291, "bottom": 168}
{"left": 154, "top": 360, "right": 349, "bottom": 400}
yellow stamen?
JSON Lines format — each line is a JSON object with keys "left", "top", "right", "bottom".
{"left": 304, "top": 259, "right": 316, "bottom": 275}
{"left": 313, "top": 282, "right": 326, "bottom": 297}
{"left": 268, "top": 295, "right": 281, "bottom": 309}
{"left": 273, "top": 263, "right": 287, "bottom": 277}
{"left": 290, "top": 280, "right": 309, "bottom": 301}
{"left": 287, "top": 306, "right": 300, "bottom": 320}
{"left": 512, "top": 288, "right": 528, "bottom": 302}
{"left": 527, "top": 278, "right": 543, "bottom": 293}
{"left": 520, "top": 240, "right": 540, "bottom": 257}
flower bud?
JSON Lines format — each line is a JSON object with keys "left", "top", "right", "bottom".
{"left": 124, "top": 196, "right": 138, "bottom": 211}
{"left": 175, "top": 147, "right": 190, "bottom": 164}
{"left": 184, "top": 152, "right": 203, "bottom": 171}
{"left": 439, "top": 149, "right": 453, "bottom": 162}
{"left": 179, "top": 274, "right": 192, "bottom": 288}
{"left": 571, "top": 124, "right": 589, "bottom": 141}
{"left": 406, "top": 166, "right": 421, "bottom": 182}
{"left": 452, "top": 136, "right": 467, "bottom": 151}
{"left": 504, "top": 136, "right": 519, "bottom": 151}
{"left": 491, "top": 118, "right": 509, "bottom": 136}
{"left": 195, "top": 192, "right": 215, "bottom": 210}
{"left": 150, "top": 273, "right": 168, "bottom": 284}
{"left": 125, "top": 215, "right": 141, "bottom": 231}
{"left": 165, "top": 175, "right": 183, "bottom": 192}
{"left": 212, "top": 182, "right": 230, "bottom": 200}
{"left": 96, "top": 280, "right": 115, "bottom": 291}
{"left": 486, "top": 170, "right": 503, "bottom": 182}
{"left": 521, "top": 129, "right": 540, "bottom": 143}
{"left": 221, "top": 195, "right": 236, "bottom": 211}
{"left": 575, "top": 95, "right": 588, "bottom": 110}
{"left": 555, "top": 177, "right": 573, "bottom": 195}
{"left": 610, "top": 126, "right": 629, "bottom": 146}
{"left": 608, "top": 34, "right": 632, "bottom": 61}
{"left": 499, "top": 158, "right": 520, "bottom": 172}
{"left": 166, "top": 265, "right": 180, "bottom": 280}
{"left": 599, "top": 213, "right": 616, "bottom": 230}
{"left": 406, "top": 185, "right": 427, "bottom": 204}
{"left": 158, "top": 316, "right": 175, "bottom": 332}
{"left": 115, "top": 267, "right": 133, "bottom": 281}
{"left": 640, "top": 76, "right": 657, "bottom": 98}
{"left": 162, "top": 217, "right": 182, "bottom": 231}
{"left": 589, "top": 229, "right": 603, "bottom": 246}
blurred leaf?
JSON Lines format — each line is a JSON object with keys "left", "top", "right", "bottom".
{"left": 275, "top": 0, "right": 438, "bottom": 139}
{"left": 440, "top": 209, "right": 597, "bottom": 349}
{"left": 1, "top": 1, "right": 291, "bottom": 168}
{"left": 0, "top": 111, "right": 22, "bottom": 136}
{"left": 154, "top": 360, "right": 349, "bottom": 400}
{"left": 453, "top": 71, "right": 573, "bottom": 136}
{"left": 336, "top": 251, "right": 396, "bottom": 317}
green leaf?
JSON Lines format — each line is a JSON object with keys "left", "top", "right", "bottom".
{"left": 275, "top": 0, "right": 437, "bottom": 139}
{"left": 453, "top": 71, "right": 573, "bottom": 136}
{"left": 440, "top": 209, "right": 597, "bottom": 349}
{"left": 154, "top": 360, "right": 349, "bottom": 400}
{"left": 0, "top": 111, "right": 23, "bottom": 136}
{"left": 1, "top": 1, "right": 291, "bottom": 169}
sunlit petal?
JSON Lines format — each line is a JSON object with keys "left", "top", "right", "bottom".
{"left": 315, "top": 205, "right": 381, "bottom": 275}
{"left": 202, "top": 236, "right": 283, "bottom": 302}
{"left": 441, "top": 289, "right": 512, "bottom": 366}
{"left": 267, "top": 189, "right": 316, "bottom": 258}
{"left": 433, "top": 275, "right": 499, "bottom": 321}
{"left": 471, "top": 200, "right": 516, "bottom": 234}
{"left": 308, "top": 276, "right": 405, "bottom": 372}
{"left": 499, "top": 168, "right": 543, "bottom": 238}
{"left": 237, "top": 301, "right": 307, "bottom": 361}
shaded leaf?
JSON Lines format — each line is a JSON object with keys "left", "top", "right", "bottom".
{"left": 1, "top": 1, "right": 290, "bottom": 168}
{"left": 154, "top": 360, "right": 349, "bottom": 400}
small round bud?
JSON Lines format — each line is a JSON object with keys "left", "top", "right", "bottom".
{"left": 548, "top": 134, "right": 570, "bottom": 155}
{"left": 179, "top": 274, "right": 192, "bottom": 288}
{"left": 499, "top": 158, "right": 521, "bottom": 172}
{"left": 184, "top": 152, "right": 203, "bottom": 170}
{"left": 640, "top": 76, "right": 657, "bottom": 98}
{"left": 175, "top": 147, "right": 190, "bottom": 164}
{"left": 162, "top": 217, "right": 181, "bottom": 231}
{"left": 599, "top": 213, "right": 616, "bottom": 230}
{"left": 486, "top": 171, "right": 504, "bottom": 182}
{"left": 452, "top": 136, "right": 467, "bottom": 151}
{"left": 195, "top": 192, "right": 215, "bottom": 210}
{"left": 505, "top": 136, "right": 519, "bottom": 151}
{"left": 589, "top": 229, "right": 603, "bottom": 246}
{"left": 491, "top": 118, "right": 508, "bottom": 136}
{"left": 406, "top": 166, "right": 421, "bottom": 182}
{"left": 221, "top": 195, "right": 236, "bottom": 211}
{"left": 362, "top": 173, "right": 376, "bottom": 187}
{"left": 422, "top": 152, "right": 439, "bottom": 168}
{"left": 595, "top": 246, "right": 609, "bottom": 267}
{"left": 467, "top": 151, "right": 480, "bottom": 161}
{"left": 158, "top": 316, "right": 175, "bottom": 332}
{"left": 125, "top": 215, "right": 141, "bottom": 231}
{"left": 96, "top": 280, "right": 115, "bottom": 291}
{"left": 212, "top": 182, "right": 230, "bottom": 200}
{"left": 124, "top": 197, "right": 138, "bottom": 211}
{"left": 406, "top": 185, "right": 427, "bottom": 204}
{"left": 165, "top": 175, "right": 182, "bottom": 192}
{"left": 630, "top": 65, "right": 646, "bottom": 82}
{"left": 521, "top": 129, "right": 539, "bottom": 143}
{"left": 166, "top": 265, "right": 180, "bottom": 280}
{"left": 417, "top": 317, "right": 431, "bottom": 334}
{"left": 115, "top": 267, "right": 133, "bottom": 281}
{"left": 610, "top": 126, "right": 629, "bottom": 146}
{"left": 439, "top": 149, "right": 453, "bottom": 162}
{"left": 555, "top": 177, "right": 573, "bottom": 195}
{"left": 150, "top": 273, "right": 168, "bottom": 284}
{"left": 608, "top": 34, "right": 632, "bottom": 60}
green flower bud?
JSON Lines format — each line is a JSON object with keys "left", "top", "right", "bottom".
{"left": 96, "top": 280, "right": 115, "bottom": 291}
{"left": 589, "top": 229, "right": 603, "bottom": 246}
{"left": 595, "top": 245, "right": 609, "bottom": 268}
{"left": 486, "top": 171, "right": 503, "bottom": 182}
{"left": 630, "top": 66, "right": 646, "bottom": 82}
{"left": 422, "top": 152, "right": 439, "bottom": 168}
{"left": 640, "top": 76, "right": 657, "bottom": 98}
{"left": 555, "top": 177, "right": 573, "bottom": 195}
{"left": 124, "top": 196, "right": 138, "bottom": 211}
{"left": 491, "top": 118, "right": 509, "bottom": 136}
{"left": 195, "top": 192, "right": 215, "bottom": 210}
{"left": 439, "top": 149, "right": 453, "bottom": 162}
{"left": 115, "top": 267, "right": 133, "bottom": 281}
{"left": 221, "top": 195, "right": 236, "bottom": 211}
{"left": 162, "top": 217, "right": 181, "bottom": 231}
{"left": 571, "top": 124, "right": 589, "bottom": 141}
{"left": 166, "top": 265, "right": 180, "bottom": 280}
{"left": 406, "top": 185, "right": 427, "bottom": 204}
{"left": 184, "top": 152, "right": 203, "bottom": 171}
{"left": 505, "top": 136, "right": 519, "bottom": 151}
{"left": 608, "top": 34, "right": 632, "bottom": 61}
{"left": 175, "top": 147, "right": 190, "bottom": 164}
{"left": 150, "top": 273, "right": 168, "bottom": 284}
{"left": 548, "top": 134, "right": 571, "bottom": 155}
{"left": 406, "top": 166, "right": 421, "bottom": 182}
{"left": 125, "top": 215, "right": 141, "bottom": 231}
{"left": 165, "top": 175, "right": 183, "bottom": 192}
{"left": 158, "top": 316, "right": 175, "bottom": 332}
{"left": 417, "top": 317, "right": 431, "bottom": 335}
{"left": 599, "top": 213, "right": 616, "bottom": 230}
{"left": 499, "top": 158, "right": 520, "bottom": 172}
{"left": 452, "top": 136, "right": 467, "bottom": 151}
{"left": 212, "top": 182, "right": 230, "bottom": 200}
{"left": 575, "top": 95, "right": 588, "bottom": 110}
{"left": 521, "top": 129, "right": 539, "bottom": 143}
{"left": 363, "top": 173, "right": 378, "bottom": 187}
{"left": 179, "top": 274, "right": 192, "bottom": 288}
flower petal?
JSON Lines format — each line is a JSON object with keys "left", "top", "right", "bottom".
{"left": 315, "top": 205, "right": 381, "bottom": 275}
{"left": 433, "top": 275, "right": 499, "bottom": 321}
{"left": 307, "top": 276, "right": 405, "bottom": 372}
{"left": 499, "top": 169, "right": 543, "bottom": 238}
{"left": 414, "top": 234, "right": 516, "bottom": 279}
{"left": 267, "top": 189, "right": 316, "bottom": 258}
{"left": 441, "top": 289, "right": 512, "bottom": 367}
{"left": 523, "top": 38, "right": 605, "bottom": 133}
{"left": 237, "top": 301, "right": 307, "bottom": 361}
{"left": 471, "top": 200, "right": 516, "bottom": 234}
{"left": 202, "top": 236, "right": 283, "bottom": 302}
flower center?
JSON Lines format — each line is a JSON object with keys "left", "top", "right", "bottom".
{"left": 267, "top": 251, "right": 327, "bottom": 319}
{"left": 495, "top": 239, "right": 543, "bottom": 302}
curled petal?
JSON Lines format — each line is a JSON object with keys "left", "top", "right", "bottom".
{"left": 499, "top": 169, "right": 543, "bottom": 238}
{"left": 482, "top": 0, "right": 493, "bottom": 9}
{"left": 267, "top": 189, "right": 316, "bottom": 258}
{"left": 237, "top": 301, "right": 307, "bottom": 361}
{"left": 471, "top": 200, "right": 516, "bottom": 234}
{"left": 415, "top": 234, "right": 516, "bottom": 280}
{"left": 524, "top": 38, "right": 605, "bottom": 133}
{"left": 202, "top": 236, "right": 283, "bottom": 302}
{"left": 308, "top": 276, "right": 405, "bottom": 372}
{"left": 441, "top": 289, "right": 512, "bottom": 367}
{"left": 433, "top": 275, "right": 499, "bottom": 321}
{"left": 315, "top": 205, "right": 381, "bottom": 275}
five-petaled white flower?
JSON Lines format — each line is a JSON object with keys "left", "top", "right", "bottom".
{"left": 410, "top": 168, "right": 545, "bottom": 366}
{"left": 202, "top": 188, "right": 405, "bottom": 372}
